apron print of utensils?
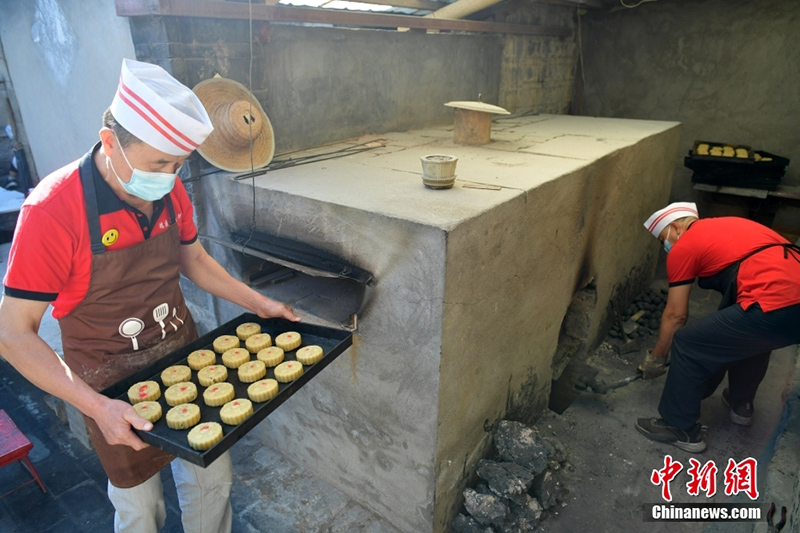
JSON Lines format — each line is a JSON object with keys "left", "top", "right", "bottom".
{"left": 172, "top": 307, "right": 184, "bottom": 327}
{"left": 153, "top": 303, "right": 170, "bottom": 339}
{"left": 119, "top": 318, "right": 145, "bottom": 350}
{"left": 153, "top": 303, "right": 179, "bottom": 339}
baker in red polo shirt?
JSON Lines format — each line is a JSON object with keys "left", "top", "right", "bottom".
{"left": 634, "top": 202, "right": 800, "bottom": 452}
{"left": 3, "top": 145, "right": 200, "bottom": 319}
{"left": 0, "top": 59, "right": 299, "bottom": 532}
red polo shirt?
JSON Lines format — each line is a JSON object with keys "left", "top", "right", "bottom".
{"left": 3, "top": 144, "right": 198, "bottom": 319}
{"left": 667, "top": 217, "right": 800, "bottom": 312}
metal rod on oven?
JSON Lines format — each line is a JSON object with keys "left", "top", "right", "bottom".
{"left": 199, "top": 234, "right": 346, "bottom": 280}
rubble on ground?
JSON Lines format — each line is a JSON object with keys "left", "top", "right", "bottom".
{"left": 609, "top": 287, "right": 667, "bottom": 339}
{"left": 451, "top": 420, "right": 569, "bottom": 532}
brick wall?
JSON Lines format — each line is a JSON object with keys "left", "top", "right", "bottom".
{"left": 131, "top": 18, "right": 503, "bottom": 154}
{"left": 495, "top": 1, "right": 579, "bottom": 114}
{"left": 129, "top": 6, "right": 578, "bottom": 153}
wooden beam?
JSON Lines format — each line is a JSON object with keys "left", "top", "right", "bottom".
{"left": 115, "top": 0, "right": 572, "bottom": 37}
{"left": 327, "top": 0, "right": 443, "bottom": 12}
{"left": 269, "top": 0, "right": 440, "bottom": 9}
{"left": 425, "top": 0, "right": 506, "bottom": 20}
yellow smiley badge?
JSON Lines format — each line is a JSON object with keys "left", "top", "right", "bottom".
{"left": 102, "top": 229, "right": 119, "bottom": 247}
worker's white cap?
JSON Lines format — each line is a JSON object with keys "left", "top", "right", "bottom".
{"left": 109, "top": 59, "right": 214, "bottom": 156}
{"left": 643, "top": 202, "right": 699, "bottom": 237}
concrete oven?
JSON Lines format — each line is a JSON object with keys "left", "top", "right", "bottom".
{"left": 181, "top": 113, "right": 681, "bottom": 532}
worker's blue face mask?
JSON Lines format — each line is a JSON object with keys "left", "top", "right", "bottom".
{"left": 663, "top": 227, "right": 673, "bottom": 253}
{"left": 109, "top": 137, "right": 179, "bottom": 202}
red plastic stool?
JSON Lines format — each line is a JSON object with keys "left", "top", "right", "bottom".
{"left": 0, "top": 409, "right": 47, "bottom": 498}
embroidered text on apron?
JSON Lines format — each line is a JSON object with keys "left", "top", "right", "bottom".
{"left": 60, "top": 149, "right": 197, "bottom": 488}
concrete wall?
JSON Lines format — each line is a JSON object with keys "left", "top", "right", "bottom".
{"left": 0, "top": 1, "right": 579, "bottom": 180}
{"left": 0, "top": 0, "right": 135, "bottom": 178}
{"left": 579, "top": 0, "right": 800, "bottom": 203}
{"left": 132, "top": 18, "right": 504, "bottom": 155}
{"left": 128, "top": 1, "right": 579, "bottom": 154}
{"left": 496, "top": 0, "right": 578, "bottom": 114}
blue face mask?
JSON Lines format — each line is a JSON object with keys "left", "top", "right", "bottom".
{"left": 109, "top": 139, "right": 179, "bottom": 202}
{"left": 663, "top": 227, "right": 673, "bottom": 253}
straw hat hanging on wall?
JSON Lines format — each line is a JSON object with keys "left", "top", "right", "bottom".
{"left": 193, "top": 75, "right": 275, "bottom": 172}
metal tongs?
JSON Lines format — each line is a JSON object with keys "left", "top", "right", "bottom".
{"left": 574, "top": 362, "right": 670, "bottom": 395}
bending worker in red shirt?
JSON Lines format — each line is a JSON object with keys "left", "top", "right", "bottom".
{"left": 635, "top": 202, "right": 800, "bottom": 452}
{"left": 0, "top": 59, "right": 299, "bottom": 532}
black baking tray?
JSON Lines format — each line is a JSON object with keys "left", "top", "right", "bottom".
{"left": 690, "top": 172, "right": 782, "bottom": 191}
{"left": 689, "top": 140, "right": 754, "bottom": 162}
{"left": 753, "top": 150, "right": 791, "bottom": 170}
{"left": 100, "top": 313, "right": 352, "bottom": 467}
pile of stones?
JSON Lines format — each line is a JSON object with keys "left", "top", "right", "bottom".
{"left": 608, "top": 287, "right": 668, "bottom": 339}
{"left": 451, "top": 420, "right": 568, "bottom": 533}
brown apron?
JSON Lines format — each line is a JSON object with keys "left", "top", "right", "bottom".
{"left": 60, "top": 149, "right": 197, "bottom": 488}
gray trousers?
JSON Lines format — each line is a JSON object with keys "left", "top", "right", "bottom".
{"left": 107, "top": 451, "right": 233, "bottom": 533}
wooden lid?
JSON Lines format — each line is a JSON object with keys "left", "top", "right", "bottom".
{"left": 444, "top": 101, "right": 510, "bottom": 115}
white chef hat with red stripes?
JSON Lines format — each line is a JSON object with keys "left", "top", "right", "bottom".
{"left": 110, "top": 59, "right": 214, "bottom": 156}
{"left": 644, "top": 202, "right": 699, "bottom": 237}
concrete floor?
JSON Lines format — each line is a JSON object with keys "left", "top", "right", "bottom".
{"left": 0, "top": 239, "right": 798, "bottom": 532}
{"left": 538, "top": 268, "right": 800, "bottom": 533}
